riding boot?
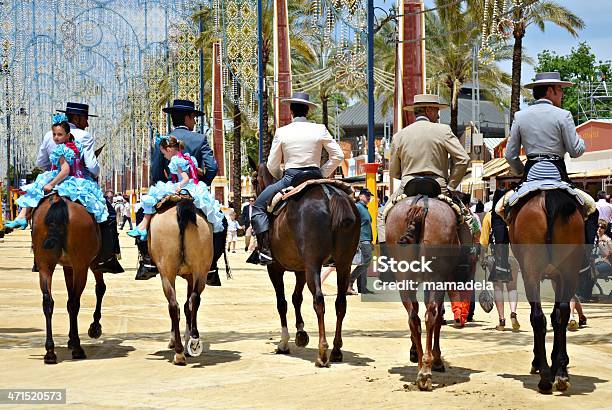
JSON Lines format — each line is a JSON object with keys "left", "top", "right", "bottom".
{"left": 96, "top": 220, "right": 124, "bottom": 274}
{"left": 255, "top": 231, "right": 274, "bottom": 265}
{"left": 207, "top": 216, "right": 228, "bottom": 286}
{"left": 134, "top": 237, "right": 158, "bottom": 281}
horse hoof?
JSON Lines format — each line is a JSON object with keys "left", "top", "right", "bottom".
{"left": 553, "top": 376, "right": 571, "bottom": 392}
{"left": 409, "top": 345, "right": 418, "bottom": 363}
{"left": 538, "top": 380, "right": 553, "bottom": 395}
{"left": 275, "top": 347, "right": 290, "bottom": 355}
{"left": 44, "top": 352, "right": 57, "bottom": 365}
{"left": 72, "top": 347, "right": 86, "bottom": 360}
{"left": 186, "top": 337, "right": 203, "bottom": 357}
{"left": 330, "top": 349, "right": 343, "bottom": 363}
{"left": 530, "top": 366, "right": 539, "bottom": 375}
{"left": 295, "top": 330, "right": 309, "bottom": 347}
{"left": 88, "top": 322, "right": 102, "bottom": 339}
{"left": 416, "top": 372, "right": 433, "bottom": 391}
{"left": 173, "top": 353, "right": 187, "bottom": 366}
{"left": 315, "top": 356, "right": 330, "bottom": 368}
{"left": 432, "top": 361, "right": 445, "bottom": 373}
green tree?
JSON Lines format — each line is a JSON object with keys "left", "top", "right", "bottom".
{"left": 507, "top": 0, "right": 585, "bottom": 122}
{"left": 534, "top": 42, "right": 612, "bottom": 121}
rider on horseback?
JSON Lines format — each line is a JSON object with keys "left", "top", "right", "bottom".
{"left": 250, "top": 92, "right": 344, "bottom": 265}
{"left": 378, "top": 94, "right": 471, "bottom": 243}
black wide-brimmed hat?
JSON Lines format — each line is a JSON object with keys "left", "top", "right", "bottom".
{"left": 57, "top": 102, "right": 98, "bottom": 117}
{"left": 162, "top": 99, "right": 204, "bottom": 116}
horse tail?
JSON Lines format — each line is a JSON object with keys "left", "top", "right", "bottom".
{"left": 329, "top": 193, "right": 357, "bottom": 232}
{"left": 398, "top": 206, "right": 426, "bottom": 245}
{"left": 43, "top": 196, "right": 69, "bottom": 251}
{"left": 544, "top": 190, "right": 578, "bottom": 244}
{"left": 176, "top": 199, "right": 197, "bottom": 264}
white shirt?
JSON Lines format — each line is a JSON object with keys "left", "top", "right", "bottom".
{"left": 597, "top": 199, "right": 612, "bottom": 223}
{"left": 36, "top": 123, "right": 100, "bottom": 177}
{"left": 267, "top": 117, "right": 344, "bottom": 179}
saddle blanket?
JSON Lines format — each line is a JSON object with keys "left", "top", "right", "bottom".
{"left": 267, "top": 179, "right": 353, "bottom": 214}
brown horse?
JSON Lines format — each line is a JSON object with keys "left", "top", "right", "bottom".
{"left": 507, "top": 190, "right": 584, "bottom": 394}
{"left": 251, "top": 162, "right": 360, "bottom": 367}
{"left": 32, "top": 194, "right": 106, "bottom": 364}
{"left": 148, "top": 198, "right": 213, "bottom": 365}
{"left": 385, "top": 195, "right": 462, "bottom": 390}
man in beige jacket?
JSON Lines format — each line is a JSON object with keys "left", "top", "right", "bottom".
{"left": 250, "top": 92, "right": 344, "bottom": 265}
{"left": 379, "top": 94, "right": 470, "bottom": 242}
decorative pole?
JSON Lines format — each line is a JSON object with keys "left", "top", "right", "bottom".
{"left": 257, "top": 0, "right": 264, "bottom": 162}
{"left": 212, "top": 41, "right": 226, "bottom": 204}
{"left": 365, "top": 0, "right": 379, "bottom": 242}
{"left": 274, "top": 0, "right": 292, "bottom": 128}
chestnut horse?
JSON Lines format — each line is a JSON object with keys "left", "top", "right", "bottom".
{"left": 251, "top": 162, "right": 360, "bottom": 367}
{"left": 32, "top": 194, "right": 106, "bottom": 364}
{"left": 148, "top": 198, "right": 213, "bottom": 365}
{"left": 507, "top": 190, "right": 584, "bottom": 394}
{"left": 385, "top": 196, "right": 462, "bottom": 390}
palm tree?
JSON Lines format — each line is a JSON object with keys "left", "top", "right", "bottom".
{"left": 426, "top": 1, "right": 512, "bottom": 136}
{"left": 507, "top": 0, "right": 584, "bottom": 121}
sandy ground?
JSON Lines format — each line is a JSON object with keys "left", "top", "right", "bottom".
{"left": 0, "top": 229, "right": 610, "bottom": 409}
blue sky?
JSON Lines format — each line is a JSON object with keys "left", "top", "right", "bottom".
{"left": 375, "top": 0, "right": 612, "bottom": 84}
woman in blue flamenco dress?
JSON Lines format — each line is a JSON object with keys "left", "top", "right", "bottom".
{"left": 5, "top": 114, "right": 108, "bottom": 229}
{"left": 128, "top": 135, "right": 224, "bottom": 240}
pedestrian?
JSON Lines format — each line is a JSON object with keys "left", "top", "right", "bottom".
{"left": 119, "top": 198, "right": 133, "bottom": 230}
{"left": 240, "top": 197, "right": 255, "bottom": 251}
{"left": 596, "top": 191, "right": 612, "bottom": 227}
{"left": 348, "top": 189, "right": 375, "bottom": 295}
{"left": 227, "top": 210, "right": 241, "bottom": 253}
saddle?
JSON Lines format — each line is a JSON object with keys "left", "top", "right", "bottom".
{"left": 267, "top": 179, "right": 354, "bottom": 215}
{"left": 403, "top": 176, "right": 442, "bottom": 197}
{"left": 155, "top": 191, "right": 196, "bottom": 214}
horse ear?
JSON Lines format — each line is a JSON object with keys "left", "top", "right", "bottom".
{"left": 94, "top": 144, "right": 105, "bottom": 157}
{"left": 248, "top": 156, "right": 257, "bottom": 172}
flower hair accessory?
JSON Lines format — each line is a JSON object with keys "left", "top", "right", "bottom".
{"left": 155, "top": 135, "right": 170, "bottom": 146}
{"left": 52, "top": 113, "right": 69, "bottom": 125}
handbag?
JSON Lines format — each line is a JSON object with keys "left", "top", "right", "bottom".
{"left": 351, "top": 246, "right": 363, "bottom": 265}
{"left": 479, "top": 255, "right": 495, "bottom": 313}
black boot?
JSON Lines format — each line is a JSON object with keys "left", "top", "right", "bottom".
{"left": 206, "top": 268, "right": 222, "bottom": 286}
{"left": 96, "top": 220, "right": 124, "bottom": 274}
{"left": 134, "top": 238, "right": 158, "bottom": 280}
{"left": 255, "top": 231, "right": 274, "bottom": 265}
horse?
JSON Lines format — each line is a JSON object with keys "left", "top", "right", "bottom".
{"left": 507, "top": 190, "right": 584, "bottom": 394}
{"left": 148, "top": 197, "right": 213, "bottom": 366}
{"left": 32, "top": 194, "right": 106, "bottom": 364}
{"left": 384, "top": 189, "right": 464, "bottom": 390}
{"left": 251, "top": 161, "right": 360, "bottom": 367}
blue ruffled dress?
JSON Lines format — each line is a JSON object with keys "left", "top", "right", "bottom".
{"left": 141, "top": 154, "right": 224, "bottom": 233}
{"left": 17, "top": 142, "right": 108, "bottom": 223}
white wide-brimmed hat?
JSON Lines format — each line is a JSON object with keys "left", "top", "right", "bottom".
{"left": 524, "top": 72, "right": 574, "bottom": 89}
{"left": 281, "top": 92, "right": 319, "bottom": 108}
{"left": 403, "top": 94, "right": 449, "bottom": 111}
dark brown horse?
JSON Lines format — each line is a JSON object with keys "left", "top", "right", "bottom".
{"left": 507, "top": 190, "right": 584, "bottom": 394}
{"left": 251, "top": 162, "right": 360, "bottom": 367}
{"left": 31, "top": 194, "right": 105, "bottom": 364}
{"left": 385, "top": 195, "right": 462, "bottom": 390}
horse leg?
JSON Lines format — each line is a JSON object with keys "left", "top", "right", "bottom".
{"left": 525, "top": 278, "right": 552, "bottom": 394}
{"left": 432, "top": 297, "right": 445, "bottom": 373}
{"left": 40, "top": 269, "right": 56, "bottom": 364}
{"left": 306, "top": 262, "right": 329, "bottom": 367}
{"left": 293, "top": 271, "right": 309, "bottom": 348}
{"left": 88, "top": 270, "right": 106, "bottom": 339}
{"left": 66, "top": 266, "right": 88, "bottom": 360}
{"left": 550, "top": 279, "right": 572, "bottom": 392}
{"left": 185, "top": 275, "right": 205, "bottom": 357}
{"left": 63, "top": 267, "right": 75, "bottom": 350}
{"left": 161, "top": 275, "right": 185, "bottom": 365}
{"left": 330, "top": 262, "right": 350, "bottom": 363}
{"left": 400, "top": 292, "right": 422, "bottom": 365}
{"left": 416, "top": 291, "right": 439, "bottom": 391}
{"left": 183, "top": 274, "right": 194, "bottom": 353}
{"left": 268, "top": 264, "right": 290, "bottom": 354}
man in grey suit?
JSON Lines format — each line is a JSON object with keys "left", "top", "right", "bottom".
{"left": 136, "top": 99, "right": 227, "bottom": 283}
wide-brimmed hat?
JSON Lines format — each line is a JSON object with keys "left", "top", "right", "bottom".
{"left": 57, "top": 102, "right": 98, "bottom": 117}
{"left": 524, "top": 72, "right": 574, "bottom": 89}
{"left": 162, "top": 99, "right": 204, "bottom": 116}
{"left": 403, "top": 94, "right": 449, "bottom": 111}
{"left": 281, "top": 92, "right": 319, "bottom": 108}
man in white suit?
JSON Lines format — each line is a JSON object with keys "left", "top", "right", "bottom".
{"left": 250, "top": 92, "right": 344, "bottom": 265}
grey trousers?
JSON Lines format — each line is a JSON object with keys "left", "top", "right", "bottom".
{"left": 350, "top": 241, "right": 374, "bottom": 284}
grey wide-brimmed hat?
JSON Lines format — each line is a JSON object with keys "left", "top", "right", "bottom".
{"left": 524, "top": 72, "right": 574, "bottom": 89}
{"left": 281, "top": 92, "right": 319, "bottom": 108}
{"left": 403, "top": 94, "right": 449, "bottom": 111}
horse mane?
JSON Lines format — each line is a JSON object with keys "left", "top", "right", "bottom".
{"left": 257, "top": 162, "right": 277, "bottom": 188}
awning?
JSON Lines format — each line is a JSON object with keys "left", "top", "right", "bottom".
{"left": 569, "top": 168, "right": 612, "bottom": 179}
{"left": 482, "top": 156, "right": 526, "bottom": 178}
